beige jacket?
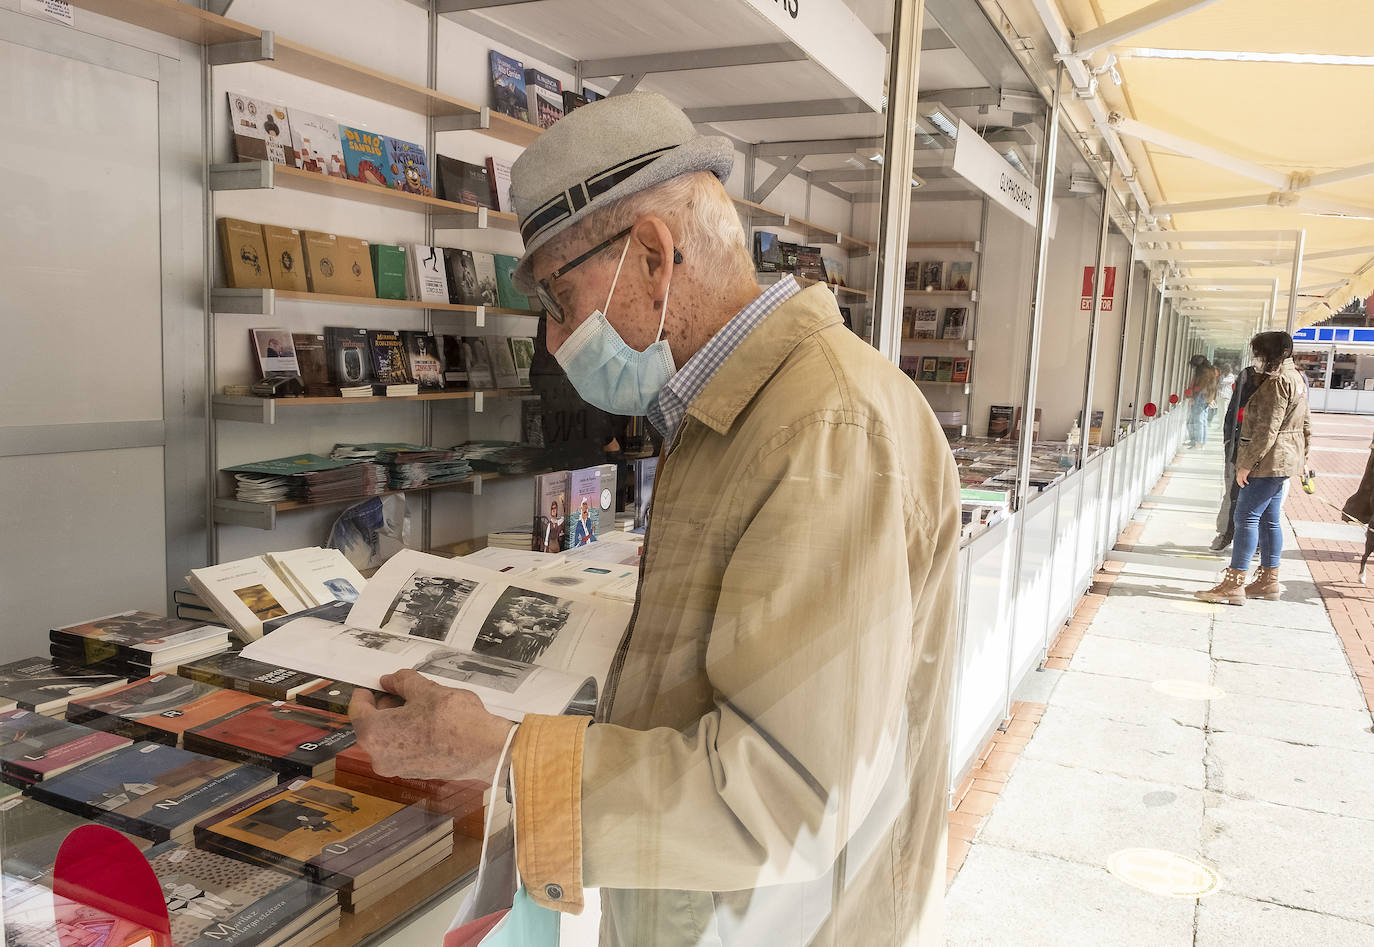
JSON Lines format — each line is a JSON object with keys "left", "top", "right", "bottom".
{"left": 511, "top": 285, "right": 961, "bottom": 945}
{"left": 1236, "top": 358, "right": 1311, "bottom": 478}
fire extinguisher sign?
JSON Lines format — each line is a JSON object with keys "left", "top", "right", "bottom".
{"left": 1081, "top": 265, "right": 1118, "bottom": 312}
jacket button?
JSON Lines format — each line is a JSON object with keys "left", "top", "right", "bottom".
{"left": 545, "top": 883, "right": 563, "bottom": 901}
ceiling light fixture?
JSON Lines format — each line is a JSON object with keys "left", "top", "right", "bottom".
{"left": 923, "top": 105, "right": 959, "bottom": 140}
{"left": 1122, "top": 48, "right": 1374, "bottom": 66}
{"left": 1003, "top": 147, "right": 1030, "bottom": 176}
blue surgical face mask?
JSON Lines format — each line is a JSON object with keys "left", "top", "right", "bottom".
{"left": 554, "top": 237, "right": 676, "bottom": 415}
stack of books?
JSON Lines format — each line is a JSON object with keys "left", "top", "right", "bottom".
{"left": 195, "top": 778, "right": 454, "bottom": 913}
{"left": 189, "top": 547, "right": 367, "bottom": 640}
{"left": 182, "top": 701, "right": 356, "bottom": 782}
{"left": 334, "top": 744, "right": 488, "bottom": 839}
{"left": 0, "top": 795, "right": 151, "bottom": 887}
{"left": 332, "top": 443, "right": 473, "bottom": 489}
{"left": 485, "top": 524, "right": 535, "bottom": 551}
{"left": 177, "top": 652, "right": 325, "bottom": 700}
{"left": 452, "top": 440, "right": 546, "bottom": 475}
{"left": 65, "top": 673, "right": 264, "bottom": 747}
{"left": 223, "top": 453, "right": 388, "bottom": 504}
{"left": 0, "top": 709, "right": 129, "bottom": 786}
{"left": 48, "top": 611, "right": 230, "bottom": 677}
{"left": 0, "top": 658, "right": 126, "bottom": 717}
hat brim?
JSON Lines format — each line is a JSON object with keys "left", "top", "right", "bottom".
{"left": 512, "top": 135, "right": 735, "bottom": 297}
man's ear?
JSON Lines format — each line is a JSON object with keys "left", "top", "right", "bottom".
{"left": 631, "top": 217, "right": 676, "bottom": 309}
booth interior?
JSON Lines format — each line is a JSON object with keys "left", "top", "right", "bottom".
{"left": 0, "top": 0, "right": 1202, "bottom": 941}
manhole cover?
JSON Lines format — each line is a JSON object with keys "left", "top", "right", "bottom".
{"left": 1153, "top": 680, "right": 1225, "bottom": 700}
{"left": 1107, "top": 849, "right": 1221, "bottom": 898}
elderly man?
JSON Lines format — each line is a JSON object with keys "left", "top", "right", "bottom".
{"left": 352, "top": 92, "right": 959, "bottom": 944}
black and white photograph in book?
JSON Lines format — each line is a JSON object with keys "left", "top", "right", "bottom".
{"left": 378, "top": 574, "right": 477, "bottom": 641}
{"left": 342, "top": 629, "right": 413, "bottom": 654}
{"left": 472, "top": 589, "right": 572, "bottom": 664}
{"left": 417, "top": 651, "right": 534, "bottom": 694}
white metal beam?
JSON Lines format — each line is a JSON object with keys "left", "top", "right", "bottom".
{"left": 1140, "top": 230, "right": 1296, "bottom": 244}
{"left": 1304, "top": 243, "right": 1374, "bottom": 262}
{"left": 1072, "top": 0, "right": 1223, "bottom": 57}
{"left": 1153, "top": 194, "right": 1275, "bottom": 216}
{"left": 1307, "top": 160, "right": 1374, "bottom": 191}
{"left": 1108, "top": 115, "right": 1288, "bottom": 189}
{"left": 1137, "top": 248, "right": 1292, "bottom": 263}
{"left": 581, "top": 42, "right": 804, "bottom": 78}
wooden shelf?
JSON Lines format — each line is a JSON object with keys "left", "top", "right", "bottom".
{"left": 66, "top": 0, "right": 543, "bottom": 145}
{"left": 210, "top": 162, "right": 520, "bottom": 230}
{"left": 213, "top": 388, "right": 535, "bottom": 423}
{"left": 211, "top": 287, "right": 540, "bottom": 317}
{"left": 756, "top": 272, "right": 871, "bottom": 300}
{"left": 908, "top": 241, "right": 981, "bottom": 253}
{"left": 902, "top": 337, "right": 971, "bottom": 345}
{"left": 915, "top": 380, "right": 971, "bottom": 387}
{"left": 904, "top": 289, "right": 977, "bottom": 300}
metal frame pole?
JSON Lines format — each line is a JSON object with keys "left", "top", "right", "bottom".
{"left": 1130, "top": 261, "right": 1153, "bottom": 427}
{"left": 1148, "top": 273, "right": 1166, "bottom": 409}
{"left": 871, "top": 0, "right": 925, "bottom": 365}
{"left": 1110, "top": 213, "right": 1140, "bottom": 441}
{"left": 1286, "top": 229, "right": 1306, "bottom": 334}
{"left": 1078, "top": 160, "right": 1114, "bottom": 469}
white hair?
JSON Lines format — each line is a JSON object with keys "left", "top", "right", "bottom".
{"left": 539, "top": 171, "right": 755, "bottom": 285}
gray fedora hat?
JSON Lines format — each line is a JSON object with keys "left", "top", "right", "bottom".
{"left": 510, "top": 91, "right": 734, "bottom": 294}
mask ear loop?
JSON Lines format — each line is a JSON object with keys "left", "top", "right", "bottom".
{"left": 602, "top": 236, "right": 633, "bottom": 318}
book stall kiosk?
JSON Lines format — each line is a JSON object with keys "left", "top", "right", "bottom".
{"left": 1293, "top": 325, "right": 1374, "bottom": 414}
{"left": 0, "top": 0, "right": 1202, "bottom": 941}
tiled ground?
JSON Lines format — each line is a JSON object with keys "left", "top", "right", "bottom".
{"left": 945, "top": 414, "right": 1374, "bottom": 945}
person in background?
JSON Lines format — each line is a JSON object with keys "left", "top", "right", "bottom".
{"left": 1214, "top": 361, "right": 1234, "bottom": 426}
{"left": 1184, "top": 355, "right": 1217, "bottom": 448}
{"left": 1196, "top": 331, "right": 1311, "bottom": 603}
{"left": 1209, "top": 364, "right": 1259, "bottom": 551}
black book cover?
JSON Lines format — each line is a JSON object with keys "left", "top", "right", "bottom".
{"left": 434, "top": 154, "right": 493, "bottom": 209}
{"left": 365, "top": 330, "right": 412, "bottom": 386}
{"left": 177, "top": 653, "right": 321, "bottom": 701}
{"left": 444, "top": 248, "right": 482, "bottom": 306}
{"left": 323, "top": 326, "right": 374, "bottom": 391}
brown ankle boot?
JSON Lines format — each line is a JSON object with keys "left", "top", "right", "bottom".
{"left": 1194, "top": 568, "right": 1248, "bottom": 605}
{"left": 1244, "top": 566, "right": 1282, "bottom": 601}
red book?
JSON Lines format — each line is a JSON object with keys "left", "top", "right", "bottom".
{"left": 182, "top": 702, "right": 355, "bottom": 780}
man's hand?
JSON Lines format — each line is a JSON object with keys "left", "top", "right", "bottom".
{"left": 349, "top": 670, "right": 514, "bottom": 781}
{"left": 1236, "top": 467, "right": 1251, "bottom": 487}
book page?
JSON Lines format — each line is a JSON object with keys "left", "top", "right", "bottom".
{"left": 345, "top": 550, "right": 630, "bottom": 688}
{"left": 241, "top": 619, "right": 593, "bottom": 721}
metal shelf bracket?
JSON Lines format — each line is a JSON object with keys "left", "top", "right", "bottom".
{"left": 213, "top": 498, "right": 277, "bottom": 530}
{"left": 208, "top": 30, "right": 275, "bottom": 66}
{"left": 209, "top": 162, "right": 273, "bottom": 191}
{"left": 211, "top": 288, "right": 274, "bottom": 315}
{"left": 433, "top": 107, "right": 491, "bottom": 134}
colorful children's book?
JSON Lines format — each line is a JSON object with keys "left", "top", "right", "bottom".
{"left": 384, "top": 136, "right": 432, "bottom": 195}
{"left": 489, "top": 50, "right": 529, "bottom": 122}
{"left": 339, "top": 125, "right": 391, "bottom": 187}
{"left": 288, "top": 108, "right": 345, "bottom": 178}
{"left": 226, "top": 92, "right": 295, "bottom": 165}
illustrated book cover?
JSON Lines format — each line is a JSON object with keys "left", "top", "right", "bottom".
{"left": 508, "top": 337, "right": 534, "bottom": 386}
{"left": 183, "top": 702, "right": 356, "bottom": 780}
{"left": 187, "top": 558, "right": 309, "bottom": 641}
{"left": 400, "top": 331, "right": 445, "bottom": 392}
{"left": 0, "top": 658, "right": 126, "bottom": 716}
{"left": 408, "top": 244, "right": 450, "bottom": 304}
{"left": 287, "top": 107, "right": 345, "bottom": 178}
{"left": 66, "top": 674, "right": 265, "bottom": 747}
{"left": 947, "top": 261, "right": 973, "bottom": 292}
{"left": 366, "top": 330, "right": 412, "bottom": 387}
{"left": 0, "top": 709, "right": 129, "bottom": 784}
{"left": 384, "top": 136, "right": 432, "bottom": 195}
{"left": 487, "top": 334, "right": 521, "bottom": 388}
{"left": 532, "top": 471, "right": 569, "bottom": 553}
{"left": 912, "top": 308, "right": 939, "bottom": 340}
{"left": 494, "top": 253, "right": 530, "bottom": 310}
{"left": 226, "top": 91, "right": 295, "bottom": 165}
{"left": 262, "top": 224, "right": 309, "bottom": 293}
{"left": 176, "top": 653, "right": 322, "bottom": 701}
{"left": 940, "top": 307, "right": 968, "bottom": 340}
{"left": 488, "top": 50, "right": 529, "bottom": 122}
{"left": 264, "top": 547, "right": 367, "bottom": 608}
{"left": 324, "top": 326, "right": 375, "bottom": 396}
{"left": 445, "top": 248, "right": 481, "bottom": 306}
{"left": 471, "top": 251, "right": 501, "bottom": 307}
{"left": 217, "top": 218, "right": 272, "bottom": 290}
{"left": 250, "top": 328, "right": 301, "bottom": 379}
{"left": 338, "top": 125, "right": 390, "bottom": 187}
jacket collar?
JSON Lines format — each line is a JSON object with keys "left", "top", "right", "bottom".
{"left": 686, "top": 283, "right": 842, "bottom": 435}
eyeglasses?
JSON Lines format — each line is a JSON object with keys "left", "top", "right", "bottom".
{"left": 534, "top": 227, "right": 633, "bottom": 324}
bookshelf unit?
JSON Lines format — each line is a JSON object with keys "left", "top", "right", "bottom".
{"left": 900, "top": 233, "right": 985, "bottom": 436}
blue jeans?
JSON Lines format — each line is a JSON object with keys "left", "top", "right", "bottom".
{"left": 1188, "top": 412, "right": 1208, "bottom": 445}
{"left": 1230, "top": 477, "right": 1287, "bottom": 570}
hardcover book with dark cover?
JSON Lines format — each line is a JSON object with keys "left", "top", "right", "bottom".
{"left": 292, "top": 333, "right": 333, "bottom": 397}
{"left": 144, "top": 840, "right": 340, "bottom": 947}
{"left": 366, "top": 330, "right": 412, "bottom": 387}
{"left": 294, "top": 680, "right": 364, "bottom": 716}
{"left": 987, "top": 405, "right": 1014, "bottom": 439}
{"left": 753, "top": 232, "right": 780, "bottom": 273}
{"left": 338, "top": 125, "right": 390, "bottom": 187}
{"left": 777, "top": 241, "right": 800, "bottom": 273}
{"left": 183, "top": 703, "right": 356, "bottom": 780}
{"left": 434, "top": 155, "right": 492, "bottom": 209}
{"left": 324, "top": 327, "right": 375, "bottom": 393}
{"left": 30, "top": 743, "right": 276, "bottom": 842}
{"left": 0, "top": 658, "right": 126, "bottom": 716}
{"left": 524, "top": 68, "right": 564, "bottom": 129}
{"left": 66, "top": 674, "right": 264, "bottom": 747}
{"left": 0, "top": 796, "right": 150, "bottom": 886}
{"left": 795, "top": 246, "right": 825, "bottom": 281}
{"left": 178, "top": 653, "right": 323, "bottom": 701}
{"left": 0, "top": 709, "right": 129, "bottom": 784}
{"left": 194, "top": 778, "right": 451, "bottom": 892}
{"left": 384, "top": 136, "right": 432, "bottom": 195}
{"left": 488, "top": 50, "right": 529, "bottom": 122}
{"left": 400, "top": 331, "right": 444, "bottom": 391}
{"left": 561, "top": 90, "right": 589, "bottom": 114}
{"left": 444, "top": 248, "right": 482, "bottom": 306}
{"left": 50, "top": 612, "right": 226, "bottom": 666}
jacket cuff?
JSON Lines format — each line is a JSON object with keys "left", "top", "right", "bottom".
{"left": 511, "top": 713, "right": 593, "bottom": 914}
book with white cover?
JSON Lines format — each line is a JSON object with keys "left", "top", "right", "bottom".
{"left": 408, "top": 244, "right": 449, "bottom": 303}
{"left": 459, "top": 547, "right": 550, "bottom": 576}
{"left": 265, "top": 547, "right": 368, "bottom": 608}
{"left": 188, "top": 560, "right": 308, "bottom": 642}
{"left": 241, "top": 550, "right": 633, "bottom": 721}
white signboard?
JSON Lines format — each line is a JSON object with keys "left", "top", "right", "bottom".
{"left": 21, "top": 0, "right": 74, "bottom": 26}
{"left": 736, "top": 0, "right": 886, "bottom": 113}
{"left": 951, "top": 119, "right": 1040, "bottom": 227}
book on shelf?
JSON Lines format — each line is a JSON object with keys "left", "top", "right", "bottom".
{"left": 940, "top": 307, "right": 968, "bottom": 340}
{"left": 384, "top": 135, "right": 432, "bottom": 195}
{"left": 561, "top": 90, "right": 589, "bottom": 113}
{"left": 987, "top": 405, "right": 1014, "bottom": 439}
{"left": 952, "top": 357, "right": 971, "bottom": 384}
{"left": 918, "top": 356, "right": 938, "bottom": 382}
{"left": 263, "top": 547, "right": 367, "bottom": 608}
{"left": 901, "top": 306, "right": 915, "bottom": 339}
{"left": 461, "top": 337, "right": 497, "bottom": 388}
{"left": 445, "top": 248, "right": 481, "bottom": 306}
{"left": 488, "top": 335, "right": 522, "bottom": 388}
{"left": 239, "top": 548, "right": 635, "bottom": 721}
{"left": 335, "top": 236, "right": 376, "bottom": 298}
{"left": 177, "top": 652, "right": 323, "bottom": 701}
{"left": 48, "top": 611, "right": 230, "bottom": 676}
{"left": 400, "top": 330, "right": 445, "bottom": 392}
{"left": 66, "top": 674, "right": 265, "bottom": 748}
{"left": 366, "top": 329, "right": 414, "bottom": 392}
{"left": 947, "top": 261, "right": 973, "bottom": 292}
{"left": 485, "top": 157, "right": 514, "bottom": 213}
{"left": 287, "top": 107, "right": 345, "bottom": 178}
{"left": 754, "top": 232, "right": 780, "bottom": 273}
{"left": 634, "top": 456, "right": 658, "bottom": 531}
{"left": 840, "top": 306, "right": 854, "bottom": 331}
{"left": 898, "top": 356, "right": 919, "bottom": 380}
{"left": 822, "top": 256, "right": 848, "bottom": 288}
{"left": 1089, "top": 409, "right": 1105, "bottom": 446}
{"left": 226, "top": 91, "right": 295, "bottom": 166}
{"left": 0, "top": 709, "right": 130, "bottom": 785}
{"left": 494, "top": 253, "right": 530, "bottom": 310}
{"left": 488, "top": 50, "right": 529, "bottom": 122}
{"left": 250, "top": 327, "right": 301, "bottom": 379}
{"left": 324, "top": 326, "right": 375, "bottom": 397}
{"left": 508, "top": 337, "right": 535, "bottom": 386}
{"left": 262, "top": 224, "right": 309, "bottom": 293}
{"left": 339, "top": 125, "right": 390, "bottom": 187}
{"left": 1012, "top": 406, "right": 1042, "bottom": 442}
{"left": 144, "top": 840, "right": 341, "bottom": 947}
{"left": 407, "top": 244, "right": 449, "bottom": 304}
{"left": 936, "top": 358, "right": 955, "bottom": 383}
{"left": 912, "top": 308, "right": 939, "bottom": 339}
{"left": 777, "top": 241, "right": 800, "bottom": 273}
{"left": 193, "top": 777, "right": 452, "bottom": 911}
{"left": 182, "top": 701, "right": 356, "bottom": 782}
{"left": 567, "top": 466, "right": 602, "bottom": 549}
{"left": 521, "top": 399, "right": 545, "bottom": 447}
{"left": 0, "top": 658, "right": 126, "bottom": 717}
{"left": 532, "top": 471, "right": 569, "bottom": 553}
{"left": 525, "top": 68, "right": 564, "bottom": 129}
{"left": 439, "top": 334, "right": 468, "bottom": 386}
{"left": 187, "top": 558, "right": 310, "bottom": 641}
{"left": 434, "top": 155, "right": 493, "bottom": 209}
{"left": 471, "top": 251, "right": 501, "bottom": 307}
{"left": 370, "top": 243, "right": 408, "bottom": 300}
{"left": 30, "top": 741, "right": 276, "bottom": 843}
{"left": 301, "top": 230, "right": 350, "bottom": 296}
{"left": 217, "top": 218, "right": 272, "bottom": 290}
{"left": 292, "top": 333, "right": 332, "bottom": 398}
{"left": 584, "top": 86, "right": 606, "bottom": 102}
{"left": 904, "top": 261, "right": 921, "bottom": 290}
{"left": 920, "top": 261, "right": 944, "bottom": 292}
{"left": 795, "top": 246, "right": 825, "bottom": 282}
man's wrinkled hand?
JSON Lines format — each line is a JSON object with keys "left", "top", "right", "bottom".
{"left": 349, "top": 670, "right": 514, "bottom": 781}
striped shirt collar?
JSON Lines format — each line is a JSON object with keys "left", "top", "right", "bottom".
{"left": 647, "top": 275, "right": 801, "bottom": 440}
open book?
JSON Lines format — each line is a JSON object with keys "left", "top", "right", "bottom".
{"left": 241, "top": 550, "right": 633, "bottom": 721}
